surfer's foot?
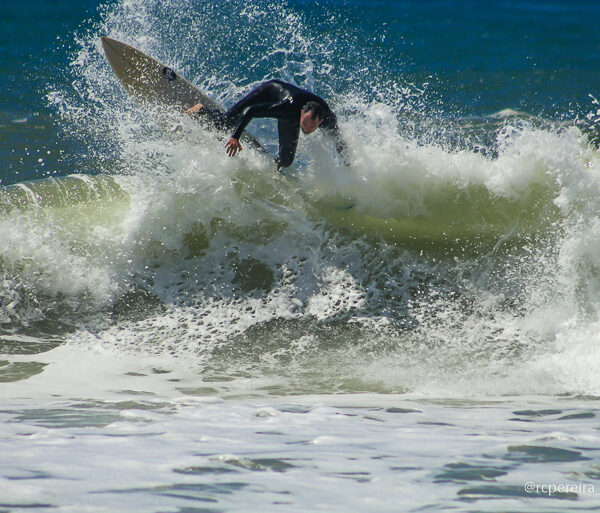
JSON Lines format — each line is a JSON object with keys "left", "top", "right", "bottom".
{"left": 184, "top": 103, "right": 205, "bottom": 116}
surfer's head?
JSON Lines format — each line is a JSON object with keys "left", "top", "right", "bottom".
{"left": 300, "top": 102, "right": 324, "bottom": 134}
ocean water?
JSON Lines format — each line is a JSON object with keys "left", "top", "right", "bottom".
{"left": 2, "top": 0, "right": 600, "bottom": 511}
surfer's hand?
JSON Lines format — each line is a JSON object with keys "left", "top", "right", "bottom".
{"left": 184, "top": 103, "right": 204, "bottom": 116}
{"left": 225, "top": 138, "right": 242, "bottom": 157}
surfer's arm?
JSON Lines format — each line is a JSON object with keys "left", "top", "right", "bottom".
{"left": 276, "top": 119, "right": 300, "bottom": 169}
{"left": 225, "top": 101, "right": 289, "bottom": 158}
{"left": 230, "top": 101, "right": 289, "bottom": 140}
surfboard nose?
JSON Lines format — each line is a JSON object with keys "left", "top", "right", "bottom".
{"left": 101, "top": 36, "right": 119, "bottom": 55}
{"left": 101, "top": 36, "right": 134, "bottom": 59}
{"left": 101, "top": 37, "right": 133, "bottom": 70}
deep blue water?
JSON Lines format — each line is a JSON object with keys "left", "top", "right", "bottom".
{"left": 1, "top": 0, "right": 99, "bottom": 183}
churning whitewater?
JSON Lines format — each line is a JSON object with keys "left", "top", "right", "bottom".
{"left": 2, "top": 0, "right": 599, "bottom": 397}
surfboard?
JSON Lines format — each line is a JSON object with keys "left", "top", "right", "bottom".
{"left": 100, "top": 36, "right": 269, "bottom": 155}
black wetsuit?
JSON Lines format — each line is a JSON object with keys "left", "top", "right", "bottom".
{"left": 201, "top": 80, "right": 347, "bottom": 169}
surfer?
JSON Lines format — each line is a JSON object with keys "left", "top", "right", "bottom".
{"left": 185, "top": 79, "right": 349, "bottom": 170}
